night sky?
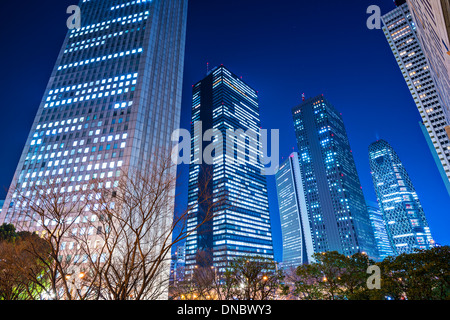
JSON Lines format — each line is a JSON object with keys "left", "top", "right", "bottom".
{"left": 0, "top": 0, "right": 449, "bottom": 262}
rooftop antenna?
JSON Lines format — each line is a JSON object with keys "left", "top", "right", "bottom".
{"left": 206, "top": 62, "right": 210, "bottom": 74}
{"left": 302, "top": 93, "right": 305, "bottom": 101}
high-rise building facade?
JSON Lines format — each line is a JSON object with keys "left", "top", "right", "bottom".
{"left": 407, "top": 0, "right": 450, "bottom": 114}
{"left": 185, "top": 65, "right": 274, "bottom": 273}
{"left": 292, "top": 95, "right": 378, "bottom": 260}
{"left": 275, "top": 152, "right": 314, "bottom": 268}
{"left": 2, "top": 0, "right": 187, "bottom": 221}
{"left": 366, "top": 201, "right": 394, "bottom": 261}
{"left": 382, "top": 2, "right": 450, "bottom": 197}
{"left": 0, "top": 0, "right": 188, "bottom": 294}
{"left": 170, "top": 245, "right": 186, "bottom": 284}
{"left": 368, "top": 139, "right": 434, "bottom": 255}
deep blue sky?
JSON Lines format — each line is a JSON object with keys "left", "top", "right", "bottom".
{"left": 0, "top": 1, "right": 449, "bottom": 262}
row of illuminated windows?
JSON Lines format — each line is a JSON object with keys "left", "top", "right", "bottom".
{"left": 44, "top": 93, "right": 134, "bottom": 110}
{"left": 66, "top": 39, "right": 105, "bottom": 53}
{"left": 110, "top": 0, "right": 151, "bottom": 11}
{"left": 57, "top": 48, "right": 143, "bottom": 71}
{"left": 27, "top": 141, "right": 127, "bottom": 167}
{"left": 63, "top": 28, "right": 145, "bottom": 68}
{"left": 66, "top": 28, "right": 142, "bottom": 53}
{"left": 49, "top": 73, "right": 137, "bottom": 96}
{"left": 31, "top": 121, "right": 129, "bottom": 147}
{"left": 36, "top": 116, "right": 85, "bottom": 131}
{"left": 69, "top": 11, "right": 150, "bottom": 38}
{"left": 32, "top": 118, "right": 86, "bottom": 141}
{"left": 217, "top": 69, "right": 258, "bottom": 99}
{"left": 21, "top": 164, "right": 122, "bottom": 182}
{"left": 26, "top": 137, "right": 127, "bottom": 170}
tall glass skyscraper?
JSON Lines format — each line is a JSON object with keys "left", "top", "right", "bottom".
{"left": 0, "top": 0, "right": 188, "bottom": 253}
{"left": 382, "top": 1, "right": 450, "bottom": 197}
{"left": 369, "top": 139, "right": 434, "bottom": 255}
{"left": 407, "top": 0, "right": 450, "bottom": 116}
{"left": 185, "top": 65, "right": 274, "bottom": 273}
{"left": 292, "top": 95, "right": 378, "bottom": 260}
{"left": 366, "top": 201, "right": 394, "bottom": 261}
{"left": 275, "top": 152, "right": 314, "bottom": 268}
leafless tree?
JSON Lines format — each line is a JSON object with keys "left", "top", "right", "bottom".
{"left": 228, "top": 256, "right": 282, "bottom": 300}
{"left": 11, "top": 174, "right": 95, "bottom": 300}
{"left": 76, "top": 151, "right": 222, "bottom": 300}
{"left": 9, "top": 148, "right": 221, "bottom": 300}
{"left": 174, "top": 254, "right": 282, "bottom": 300}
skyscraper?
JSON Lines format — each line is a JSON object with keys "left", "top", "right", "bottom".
{"left": 2, "top": 0, "right": 187, "bottom": 218}
{"left": 382, "top": 2, "right": 450, "bottom": 197}
{"left": 170, "top": 244, "right": 186, "bottom": 285}
{"left": 185, "top": 65, "right": 274, "bottom": 273}
{"left": 407, "top": 0, "right": 450, "bottom": 114}
{"left": 368, "top": 139, "right": 434, "bottom": 255}
{"left": 292, "top": 95, "right": 378, "bottom": 260}
{"left": 275, "top": 152, "right": 314, "bottom": 268}
{"left": 366, "top": 200, "right": 395, "bottom": 261}
{"left": 0, "top": 0, "right": 188, "bottom": 296}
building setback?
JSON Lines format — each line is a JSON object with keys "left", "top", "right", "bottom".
{"left": 368, "top": 139, "right": 434, "bottom": 255}
{"left": 275, "top": 152, "right": 314, "bottom": 268}
{"left": 381, "top": 1, "right": 450, "bottom": 197}
{"left": 292, "top": 95, "right": 378, "bottom": 260}
{"left": 185, "top": 65, "right": 274, "bottom": 273}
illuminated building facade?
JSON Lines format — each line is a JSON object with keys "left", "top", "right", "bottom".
{"left": 275, "top": 152, "right": 314, "bottom": 268}
{"left": 368, "top": 139, "right": 434, "bottom": 255}
{"left": 170, "top": 245, "right": 186, "bottom": 284}
{"left": 382, "top": 2, "right": 450, "bottom": 197}
{"left": 185, "top": 65, "right": 274, "bottom": 273}
{"left": 292, "top": 95, "right": 378, "bottom": 260}
{"left": 0, "top": 0, "right": 188, "bottom": 297}
{"left": 407, "top": 0, "right": 450, "bottom": 116}
{"left": 366, "top": 200, "right": 395, "bottom": 261}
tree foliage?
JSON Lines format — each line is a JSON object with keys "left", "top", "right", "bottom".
{"left": 4, "top": 151, "right": 219, "bottom": 300}
{"left": 0, "top": 225, "right": 51, "bottom": 300}
{"left": 281, "top": 247, "right": 450, "bottom": 300}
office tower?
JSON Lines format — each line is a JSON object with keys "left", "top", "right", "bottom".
{"left": 292, "top": 95, "right": 378, "bottom": 260}
{"left": 275, "top": 152, "right": 314, "bottom": 268}
{"left": 0, "top": 200, "right": 3, "bottom": 220}
{"left": 0, "top": 0, "right": 188, "bottom": 297}
{"left": 407, "top": 0, "right": 450, "bottom": 113}
{"left": 170, "top": 245, "right": 186, "bottom": 284}
{"left": 368, "top": 139, "right": 434, "bottom": 255}
{"left": 366, "top": 201, "right": 394, "bottom": 261}
{"left": 185, "top": 65, "right": 274, "bottom": 273}
{"left": 382, "top": 2, "right": 450, "bottom": 197}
